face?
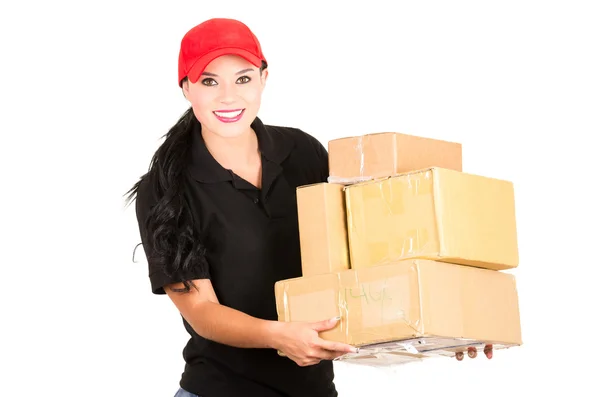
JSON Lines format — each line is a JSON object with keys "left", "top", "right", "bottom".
{"left": 182, "top": 54, "right": 268, "bottom": 139}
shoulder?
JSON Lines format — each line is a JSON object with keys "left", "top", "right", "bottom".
{"left": 264, "top": 124, "right": 328, "bottom": 157}
{"left": 135, "top": 172, "right": 156, "bottom": 206}
{"left": 263, "top": 123, "right": 329, "bottom": 182}
{"left": 135, "top": 170, "right": 196, "bottom": 215}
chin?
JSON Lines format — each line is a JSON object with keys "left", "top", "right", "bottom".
{"left": 205, "top": 121, "right": 253, "bottom": 139}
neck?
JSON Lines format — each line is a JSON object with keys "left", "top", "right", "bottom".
{"left": 201, "top": 127, "right": 260, "bottom": 169}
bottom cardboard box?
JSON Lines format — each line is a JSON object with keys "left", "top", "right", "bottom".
{"left": 274, "top": 259, "right": 522, "bottom": 359}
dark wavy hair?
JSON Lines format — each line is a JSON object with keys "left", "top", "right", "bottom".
{"left": 124, "top": 61, "right": 267, "bottom": 293}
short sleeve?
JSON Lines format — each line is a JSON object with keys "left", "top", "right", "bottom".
{"left": 134, "top": 174, "right": 211, "bottom": 294}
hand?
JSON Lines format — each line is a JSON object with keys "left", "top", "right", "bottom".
{"left": 455, "top": 344, "right": 493, "bottom": 360}
{"left": 272, "top": 316, "right": 358, "bottom": 367}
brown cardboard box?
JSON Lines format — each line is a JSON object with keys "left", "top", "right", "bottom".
{"left": 345, "top": 167, "right": 519, "bottom": 271}
{"left": 296, "top": 183, "right": 350, "bottom": 276}
{"left": 275, "top": 259, "right": 522, "bottom": 355}
{"left": 328, "top": 132, "right": 462, "bottom": 184}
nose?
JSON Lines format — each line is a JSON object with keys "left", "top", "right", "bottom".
{"left": 218, "top": 82, "right": 237, "bottom": 104}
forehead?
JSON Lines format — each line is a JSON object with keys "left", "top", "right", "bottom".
{"left": 204, "top": 54, "right": 257, "bottom": 72}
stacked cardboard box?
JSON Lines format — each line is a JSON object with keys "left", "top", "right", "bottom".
{"left": 275, "top": 131, "right": 522, "bottom": 365}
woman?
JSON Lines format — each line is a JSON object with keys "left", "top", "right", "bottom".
{"left": 126, "top": 18, "right": 357, "bottom": 397}
{"left": 127, "top": 17, "right": 493, "bottom": 397}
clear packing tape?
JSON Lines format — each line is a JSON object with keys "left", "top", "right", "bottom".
{"left": 343, "top": 168, "right": 438, "bottom": 269}
{"left": 334, "top": 338, "right": 515, "bottom": 367}
{"left": 327, "top": 134, "right": 387, "bottom": 185}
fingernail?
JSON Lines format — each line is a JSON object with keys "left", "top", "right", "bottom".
{"left": 332, "top": 316, "right": 341, "bottom": 321}
{"left": 355, "top": 347, "right": 360, "bottom": 354}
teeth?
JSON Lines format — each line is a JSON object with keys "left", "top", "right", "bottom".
{"left": 214, "top": 109, "right": 243, "bottom": 118}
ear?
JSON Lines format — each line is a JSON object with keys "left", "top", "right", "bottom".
{"left": 182, "top": 79, "right": 190, "bottom": 101}
{"left": 260, "top": 69, "right": 269, "bottom": 86}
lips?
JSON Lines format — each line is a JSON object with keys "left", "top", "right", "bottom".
{"left": 213, "top": 109, "right": 245, "bottom": 123}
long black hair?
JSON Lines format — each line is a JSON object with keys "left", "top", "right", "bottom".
{"left": 125, "top": 61, "right": 267, "bottom": 294}
{"left": 125, "top": 92, "right": 202, "bottom": 293}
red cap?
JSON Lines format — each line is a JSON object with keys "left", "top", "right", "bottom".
{"left": 177, "top": 18, "right": 266, "bottom": 87}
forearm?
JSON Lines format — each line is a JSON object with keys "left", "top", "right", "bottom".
{"left": 186, "top": 301, "right": 283, "bottom": 349}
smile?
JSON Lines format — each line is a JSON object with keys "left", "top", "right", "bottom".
{"left": 213, "top": 109, "right": 245, "bottom": 123}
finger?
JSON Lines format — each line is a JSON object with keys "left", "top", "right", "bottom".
{"left": 283, "top": 353, "right": 317, "bottom": 367}
{"left": 318, "top": 340, "right": 359, "bottom": 354}
{"left": 301, "top": 359, "right": 321, "bottom": 367}
{"left": 313, "top": 348, "right": 346, "bottom": 361}
{"left": 311, "top": 316, "right": 341, "bottom": 332}
{"left": 467, "top": 347, "right": 477, "bottom": 359}
{"left": 484, "top": 344, "right": 493, "bottom": 359}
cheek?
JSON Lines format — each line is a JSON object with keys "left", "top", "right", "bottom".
{"left": 188, "top": 92, "right": 215, "bottom": 122}
{"left": 241, "top": 86, "right": 263, "bottom": 108}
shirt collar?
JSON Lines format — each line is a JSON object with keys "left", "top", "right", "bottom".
{"left": 187, "top": 116, "right": 294, "bottom": 184}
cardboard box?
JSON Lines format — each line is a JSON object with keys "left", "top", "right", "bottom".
{"left": 275, "top": 259, "right": 522, "bottom": 351}
{"left": 296, "top": 183, "right": 350, "bottom": 276}
{"left": 328, "top": 132, "right": 462, "bottom": 184}
{"left": 345, "top": 167, "right": 519, "bottom": 271}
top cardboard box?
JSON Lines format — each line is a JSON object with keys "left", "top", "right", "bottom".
{"left": 328, "top": 132, "right": 462, "bottom": 184}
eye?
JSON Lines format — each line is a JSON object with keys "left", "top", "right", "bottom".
{"left": 201, "top": 78, "right": 217, "bottom": 86}
{"left": 236, "top": 76, "right": 251, "bottom": 84}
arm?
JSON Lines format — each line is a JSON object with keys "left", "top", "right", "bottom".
{"left": 164, "top": 278, "right": 280, "bottom": 349}
{"left": 165, "top": 279, "right": 356, "bottom": 365}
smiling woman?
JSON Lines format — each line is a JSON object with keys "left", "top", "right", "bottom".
{"left": 182, "top": 54, "right": 269, "bottom": 188}
{"left": 184, "top": 55, "right": 267, "bottom": 138}
{"left": 125, "top": 18, "right": 356, "bottom": 397}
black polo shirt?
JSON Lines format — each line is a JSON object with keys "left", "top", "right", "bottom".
{"left": 135, "top": 117, "right": 338, "bottom": 397}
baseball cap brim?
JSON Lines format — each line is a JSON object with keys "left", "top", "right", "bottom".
{"left": 186, "top": 47, "right": 263, "bottom": 85}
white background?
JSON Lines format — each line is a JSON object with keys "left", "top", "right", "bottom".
{"left": 1, "top": 0, "right": 599, "bottom": 395}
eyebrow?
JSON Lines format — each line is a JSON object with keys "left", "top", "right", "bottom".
{"left": 201, "top": 68, "right": 256, "bottom": 77}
